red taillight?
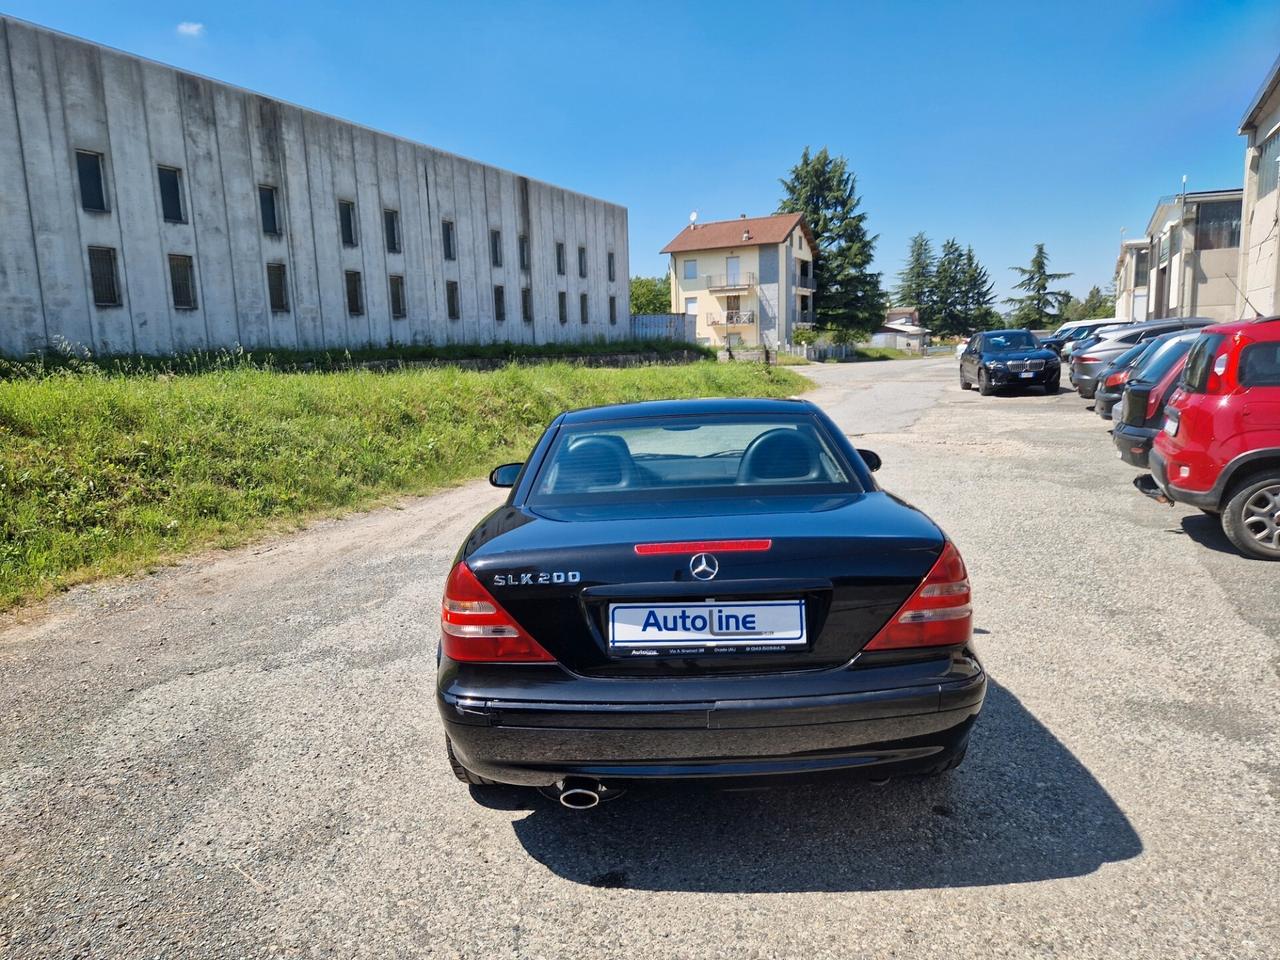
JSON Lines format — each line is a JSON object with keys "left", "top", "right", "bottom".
{"left": 1104, "top": 369, "right": 1130, "bottom": 389}
{"left": 440, "top": 562, "right": 555, "bottom": 662}
{"left": 1078, "top": 355, "right": 1102, "bottom": 364}
{"left": 1144, "top": 389, "right": 1162, "bottom": 421}
{"left": 862, "top": 542, "right": 972, "bottom": 651}
{"left": 634, "top": 539, "right": 772, "bottom": 555}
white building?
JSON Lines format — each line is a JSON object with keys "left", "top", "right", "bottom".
{"left": 0, "top": 16, "right": 630, "bottom": 358}
{"left": 1237, "top": 53, "right": 1280, "bottom": 319}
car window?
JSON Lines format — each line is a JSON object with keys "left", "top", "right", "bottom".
{"left": 1180, "top": 333, "right": 1226, "bottom": 393}
{"left": 1240, "top": 342, "right": 1280, "bottom": 387}
{"left": 983, "top": 331, "right": 1038, "bottom": 350}
{"left": 1111, "top": 343, "right": 1150, "bottom": 369}
{"left": 530, "top": 416, "right": 859, "bottom": 503}
{"left": 1133, "top": 337, "right": 1195, "bottom": 383}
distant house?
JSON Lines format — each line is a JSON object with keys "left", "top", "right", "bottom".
{"left": 870, "top": 308, "right": 931, "bottom": 352}
{"left": 661, "top": 213, "right": 817, "bottom": 349}
{"left": 1237, "top": 53, "right": 1280, "bottom": 318}
{"left": 1114, "top": 238, "right": 1152, "bottom": 323}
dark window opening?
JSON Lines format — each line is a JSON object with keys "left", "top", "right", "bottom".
{"left": 442, "top": 220, "right": 456, "bottom": 260}
{"left": 521, "top": 286, "right": 533, "bottom": 322}
{"left": 345, "top": 270, "right": 364, "bottom": 316}
{"left": 259, "top": 186, "right": 281, "bottom": 236}
{"left": 490, "top": 229, "right": 503, "bottom": 268}
{"left": 389, "top": 274, "right": 406, "bottom": 318}
{"left": 556, "top": 242, "right": 566, "bottom": 276}
{"left": 579, "top": 292, "right": 588, "bottom": 324}
{"left": 384, "top": 209, "right": 401, "bottom": 254}
{"left": 76, "top": 151, "right": 107, "bottom": 212}
{"left": 339, "top": 200, "right": 358, "bottom": 247}
{"left": 578, "top": 245, "right": 587, "bottom": 278}
{"left": 558, "top": 290, "right": 567, "bottom": 324}
{"left": 609, "top": 295, "right": 617, "bottom": 325}
{"left": 493, "top": 284, "right": 506, "bottom": 322}
{"left": 157, "top": 166, "right": 185, "bottom": 223}
{"left": 87, "top": 246, "right": 120, "bottom": 306}
{"left": 1194, "top": 200, "right": 1241, "bottom": 251}
{"left": 519, "top": 234, "right": 530, "bottom": 271}
{"left": 168, "top": 254, "right": 196, "bottom": 309}
{"left": 607, "top": 251, "right": 616, "bottom": 282}
{"left": 446, "top": 280, "right": 460, "bottom": 320}
{"left": 267, "top": 263, "right": 290, "bottom": 313}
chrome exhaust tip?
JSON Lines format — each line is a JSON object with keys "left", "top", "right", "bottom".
{"left": 557, "top": 777, "right": 602, "bottom": 810}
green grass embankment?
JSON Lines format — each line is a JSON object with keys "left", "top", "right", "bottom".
{"left": 0, "top": 360, "right": 807, "bottom": 610}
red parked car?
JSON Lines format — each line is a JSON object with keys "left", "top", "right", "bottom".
{"left": 1141, "top": 317, "right": 1280, "bottom": 559}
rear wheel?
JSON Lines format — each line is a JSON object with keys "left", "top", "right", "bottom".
{"left": 978, "top": 370, "right": 994, "bottom": 396}
{"left": 446, "top": 738, "right": 500, "bottom": 786}
{"left": 1221, "top": 475, "right": 1280, "bottom": 560}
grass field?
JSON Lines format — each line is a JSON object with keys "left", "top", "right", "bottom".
{"left": 0, "top": 360, "right": 807, "bottom": 610}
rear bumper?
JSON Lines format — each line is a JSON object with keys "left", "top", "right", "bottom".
{"left": 1095, "top": 389, "right": 1122, "bottom": 419}
{"left": 1071, "top": 368, "right": 1101, "bottom": 397}
{"left": 1113, "top": 422, "right": 1158, "bottom": 468}
{"left": 1150, "top": 446, "right": 1219, "bottom": 509}
{"left": 438, "top": 652, "right": 986, "bottom": 786}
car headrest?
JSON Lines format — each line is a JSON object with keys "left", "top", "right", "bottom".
{"left": 736, "top": 429, "right": 822, "bottom": 484}
{"left": 552, "top": 435, "right": 634, "bottom": 492}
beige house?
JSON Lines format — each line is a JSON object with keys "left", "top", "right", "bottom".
{"left": 1237, "top": 54, "right": 1280, "bottom": 319}
{"left": 870, "top": 307, "right": 931, "bottom": 352}
{"left": 662, "top": 213, "right": 817, "bottom": 348}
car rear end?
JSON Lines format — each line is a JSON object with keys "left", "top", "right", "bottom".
{"left": 1112, "top": 334, "right": 1200, "bottom": 468}
{"left": 437, "top": 404, "right": 984, "bottom": 788}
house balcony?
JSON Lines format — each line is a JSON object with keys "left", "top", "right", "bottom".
{"left": 796, "top": 272, "right": 815, "bottom": 289}
{"left": 707, "top": 310, "right": 756, "bottom": 326}
{"left": 704, "top": 271, "right": 756, "bottom": 291}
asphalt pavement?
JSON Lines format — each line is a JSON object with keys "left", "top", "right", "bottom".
{"left": 2, "top": 357, "right": 1277, "bottom": 959}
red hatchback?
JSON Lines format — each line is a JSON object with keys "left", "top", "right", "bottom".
{"left": 1146, "top": 317, "right": 1280, "bottom": 559}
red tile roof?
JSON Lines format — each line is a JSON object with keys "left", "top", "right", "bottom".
{"left": 660, "top": 213, "right": 816, "bottom": 255}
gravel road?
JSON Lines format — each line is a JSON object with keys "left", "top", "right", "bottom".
{"left": 2, "top": 358, "right": 1277, "bottom": 959}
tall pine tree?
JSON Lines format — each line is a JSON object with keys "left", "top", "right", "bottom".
{"left": 932, "top": 239, "right": 967, "bottom": 336}
{"left": 779, "top": 147, "right": 886, "bottom": 339}
{"left": 895, "top": 233, "right": 936, "bottom": 328}
{"left": 1005, "top": 244, "right": 1073, "bottom": 328}
{"left": 961, "top": 246, "right": 998, "bottom": 330}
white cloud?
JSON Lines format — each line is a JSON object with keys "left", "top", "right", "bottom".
{"left": 176, "top": 22, "right": 205, "bottom": 38}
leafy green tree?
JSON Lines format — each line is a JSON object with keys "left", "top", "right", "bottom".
{"left": 629, "top": 275, "right": 671, "bottom": 315}
{"left": 894, "top": 233, "right": 936, "bottom": 328}
{"left": 778, "top": 146, "right": 886, "bottom": 339}
{"left": 961, "top": 246, "right": 999, "bottom": 330}
{"left": 1005, "top": 244, "right": 1073, "bottom": 329}
{"left": 932, "top": 239, "right": 968, "bottom": 336}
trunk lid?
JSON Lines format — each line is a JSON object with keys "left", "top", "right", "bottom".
{"left": 464, "top": 492, "right": 943, "bottom": 677}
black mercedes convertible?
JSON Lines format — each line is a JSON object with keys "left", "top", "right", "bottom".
{"left": 436, "top": 398, "right": 985, "bottom": 808}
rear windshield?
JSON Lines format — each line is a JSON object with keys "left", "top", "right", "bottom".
{"left": 1112, "top": 342, "right": 1152, "bottom": 369}
{"left": 1240, "top": 342, "right": 1280, "bottom": 387}
{"left": 1181, "top": 333, "right": 1226, "bottom": 393}
{"left": 1134, "top": 335, "right": 1197, "bottom": 383}
{"left": 529, "top": 415, "right": 860, "bottom": 504}
{"left": 984, "top": 331, "right": 1038, "bottom": 350}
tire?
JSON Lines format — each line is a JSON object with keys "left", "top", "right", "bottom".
{"left": 960, "top": 371, "right": 972, "bottom": 390}
{"left": 978, "top": 370, "right": 994, "bottom": 396}
{"left": 446, "top": 738, "right": 500, "bottom": 786}
{"left": 1044, "top": 374, "right": 1060, "bottom": 395}
{"left": 1220, "top": 474, "right": 1280, "bottom": 560}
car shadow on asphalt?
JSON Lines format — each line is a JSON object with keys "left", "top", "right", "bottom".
{"left": 502, "top": 681, "right": 1142, "bottom": 892}
{"left": 1177, "top": 513, "right": 1239, "bottom": 556}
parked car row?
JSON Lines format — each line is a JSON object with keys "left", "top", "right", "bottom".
{"left": 1059, "top": 315, "right": 1280, "bottom": 560}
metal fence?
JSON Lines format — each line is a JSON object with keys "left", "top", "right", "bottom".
{"left": 630, "top": 313, "right": 696, "bottom": 342}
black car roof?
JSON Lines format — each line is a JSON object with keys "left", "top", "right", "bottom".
{"left": 561, "top": 396, "right": 812, "bottom": 424}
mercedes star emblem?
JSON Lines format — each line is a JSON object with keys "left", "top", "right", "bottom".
{"left": 689, "top": 553, "right": 719, "bottom": 581}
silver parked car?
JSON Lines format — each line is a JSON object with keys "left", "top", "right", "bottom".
{"left": 1068, "top": 317, "right": 1216, "bottom": 399}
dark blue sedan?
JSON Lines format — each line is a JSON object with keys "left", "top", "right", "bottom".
{"left": 959, "top": 329, "right": 1062, "bottom": 395}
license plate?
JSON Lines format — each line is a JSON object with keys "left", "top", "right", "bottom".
{"left": 1163, "top": 417, "right": 1178, "bottom": 437}
{"left": 1019, "top": 371, "right": 1034, "bottom": 378}
{"left": 608, "top": 600, "right": 806, "bottom": 652}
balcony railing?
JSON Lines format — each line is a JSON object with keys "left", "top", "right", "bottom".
{"left": 704, "top": 271, "right": 756, "bottom": 290}
{"left": 706, "top": 310, "right": 756, "bottom": 326}
{"left": 796, "top": 272, "right": 815, "bottom": 289}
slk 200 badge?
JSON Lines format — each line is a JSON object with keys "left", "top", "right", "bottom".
{"left": 492, "top": 571, "right": 581, "bottom": 586}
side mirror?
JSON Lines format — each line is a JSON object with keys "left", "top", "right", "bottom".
{"left": 857, "top": 448, "right": 882, "bottom": 473}
{"left": 489, "top": 462, "right": 523, "bottom": 488}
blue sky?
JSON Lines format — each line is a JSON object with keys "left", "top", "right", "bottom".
{"left": 6, "top": 0, "right": 1280, "bottom": 301}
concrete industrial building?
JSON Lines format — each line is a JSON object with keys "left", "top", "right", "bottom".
{"left": 1237, "top": 53, "right": 1280, "bottom": 319}
{"left": 0, "top": 16, "right": 630, "bottom": 358}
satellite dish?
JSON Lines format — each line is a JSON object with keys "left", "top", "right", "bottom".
{"left": 689, "top": 211, "right": 698, "bottom": 225}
